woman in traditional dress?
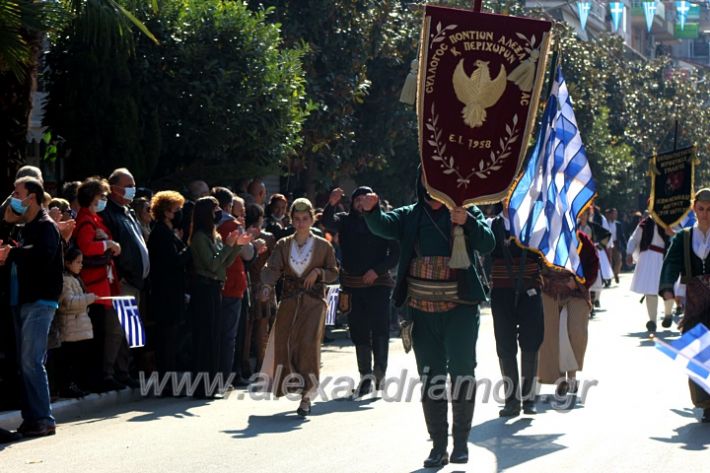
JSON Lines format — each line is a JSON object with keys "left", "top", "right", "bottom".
{"left": 626, "top": 215, "right": 673, "bottom": 333}
{"left": 538, "top": 230, "right": 599, "bottom": 397}
{"left": 258, "top": 198, "right": 339, "bottom": 416}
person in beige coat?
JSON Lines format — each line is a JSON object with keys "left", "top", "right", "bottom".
{"left": 56, "top": 247, "right": 97, "bottom": 398}
{"left": 257, "top": 198, "right": 339, "bottom": 417}
{"left": 538, "top": 230, "right": 599, "bottom": 397}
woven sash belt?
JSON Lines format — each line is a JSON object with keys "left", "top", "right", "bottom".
{"left": 406, "top": 277, "right": 475, "bottom": 305}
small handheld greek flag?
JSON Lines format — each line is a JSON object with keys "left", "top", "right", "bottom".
{"left": 680, "top": 211, "right": 696, "bottom": 229}
{"left": 325, "top": 285, "right": 340, "bottom": 327}
{"left": 655, "top": 323, "right": 710, "bottom": 395}
{"left": 112, "top": 296, "right": 146, "bottom": 348}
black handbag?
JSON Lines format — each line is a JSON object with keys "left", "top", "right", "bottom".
{"left": 82, "top": 250, "right": 113, "bottom": 267}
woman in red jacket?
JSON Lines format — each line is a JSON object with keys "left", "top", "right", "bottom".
{"left": 73, "top": 178, "right": 123, "bottom": 391}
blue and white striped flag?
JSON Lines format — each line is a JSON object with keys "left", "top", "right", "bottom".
{"left": 656, "top": 323, "right": 710, "bottom": 395}
{"left": 680, "top": 210, "right": 696, "bottom": 228}
{"left": 507, "top": 66, "right": 596, "bottom": 280}
{"left": 325, "top": 285, "right": 340, "bottom": 327}
{"left": 112, "top": 296, "right": 146, "bottom": 348}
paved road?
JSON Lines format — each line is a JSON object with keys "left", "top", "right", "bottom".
{"left": 2, "top": 273, "right": 709, "bottom": 472}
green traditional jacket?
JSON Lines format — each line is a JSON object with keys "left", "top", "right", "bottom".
{"left": 363, "top": 203, "right": 495, "bottom": 308}
{"left": 659, "top": 228, "right": 710, "bottom": 296}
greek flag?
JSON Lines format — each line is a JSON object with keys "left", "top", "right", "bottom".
{"left": 680, "top": 211, "right": 696, "bottom": 228}
{"left": 112, "top": 296, "right": 146, "bottom": 348}
{"left": 656, "top": 323, "right": 710, "bottom": 395}
{"left": 325, "top": 285, "right": 340, "bottom": 326}
{"left": 507, "top": 66, "right": 596, "bottom": 280}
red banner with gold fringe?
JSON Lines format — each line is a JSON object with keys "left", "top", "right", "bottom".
{"left": 417, "top": 5, "right": 552, "bottom": 207}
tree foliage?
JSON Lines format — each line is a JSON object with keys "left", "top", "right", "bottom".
{"left": 44, "top": 0, "right": 309, "bottom": 184}
{"left": 557, "top": 24, "right": 710, "bottom": 211}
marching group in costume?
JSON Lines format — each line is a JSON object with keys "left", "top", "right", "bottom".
{"left": 4, "top": 2, "right": 709, "bottom": 465}
{"left": 253, "top": 2, "right": 710, "bottom": 468}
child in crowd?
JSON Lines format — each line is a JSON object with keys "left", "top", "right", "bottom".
{"left": 56, "top": 247, "right": 97, "bottom": 398}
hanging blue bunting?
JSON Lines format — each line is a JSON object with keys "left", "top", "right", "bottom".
{"left": 577, "top": 1, "right": 591, "bottom": 31}
{"left": 610, "top": 2, "right": 624, "bottom": 32}
{"left": 643, "top": 1, "right": 657, "bottom": 33}
{"left": 676, "top": 1, "right": 690, "bottom": 31}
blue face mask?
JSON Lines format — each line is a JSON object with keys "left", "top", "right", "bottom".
{"left": 10, "top": 197, "right": 29, "bottom": 215}
{"left": 123, "top": 187, "right": 136, "bottom": 201}
{"left": 95, "top": 198, "right": 107, "bottom": 213}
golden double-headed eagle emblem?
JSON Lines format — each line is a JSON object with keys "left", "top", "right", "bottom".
{"left": 452, "top": 59, "right": 507, "bottom": 129}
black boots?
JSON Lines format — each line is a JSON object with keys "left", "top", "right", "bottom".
{"left": 498, "top": 353, "right": 538, "bottom": 416}
{"left": 422, "top": 397, "right": 449, "bottom": 467}
{"left": 450, "top": 378, "right": 476, "bottom": 464}
{"left": 498, "top": 357, "right": 521, "bottom": 417}
{"left": 354, "top": 345, "right": 373, "bottom": 397}
{"left": 372, "top": 336, "right": 389, "bottom": 390}
{"left": 520, "top": 351, "right": 538, "bottom": 415}
{"left": 354, "top": 339, "right": 389, "bottom": 395}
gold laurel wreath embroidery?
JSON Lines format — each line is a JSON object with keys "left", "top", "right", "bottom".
{"left": 515, "top": 32, "right": 537, "bottom": 54}
{"left": 426, "top": 103, "right": 519, "bottom": 188}
{"left": 429, "top": 21, "right": 457, "bottom": 47}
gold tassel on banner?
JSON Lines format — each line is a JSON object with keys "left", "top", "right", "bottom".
{"left": 399, "top": 58, "right": 418, "bottom": 105}
{"left": 448, "top": 225, "right": 472, "bottom": 269}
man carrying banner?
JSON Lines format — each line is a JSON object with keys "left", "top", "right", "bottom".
{"left": 360, "top": 174, "right": 494, "bottom": 466}
{"left": 322, "top": 187, "right": 399, "bottom": 397}
{"left": 389, "top": 3, "right": 550, "bottom": 465}
{"left": 660, "top": 188, "right": 710, "bottom": 423}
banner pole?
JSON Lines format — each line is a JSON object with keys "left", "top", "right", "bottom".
{"left": 673, "top": 119, "right": 679, "bottom": 151}
{"left": 472, "top": 0, "right": 482, "bottom": 12}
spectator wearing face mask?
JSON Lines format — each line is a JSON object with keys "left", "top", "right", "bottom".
{"left": 132, "top": 197, "right": 153, "bottom": 242}
{"left": 147, "top": 191, "right": 190, "bottom": 392}
{"left": 73, "top": 178, "right": 124, "bottom": 392}
{"left": 98, "top": 167, "right": 149, "bottom": 388}
{"left": 0, "top": 176, "right": 64, "bottom": 438}
{"left": 188, "top": 196, "right": 252, "bottom": 398}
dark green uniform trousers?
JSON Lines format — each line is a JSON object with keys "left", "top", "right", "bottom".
{"left": 411, "top": 304, "right": 479, "bottom": 457}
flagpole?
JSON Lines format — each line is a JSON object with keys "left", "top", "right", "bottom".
{"left": 654, "top": 334, "right": 710, "bottom": 376}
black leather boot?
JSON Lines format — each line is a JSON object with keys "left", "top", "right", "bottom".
{"left": 498, "top": 357, "right": 521, "bottom": 417}
{"left": 353, "top": 345, "right": 373, "bottom": 397}
{"left": 422, "top": 397, "right": 449, "bottom": 467}
{"left": 372, "top": 336, "right": 389, "bottom": 390}
{"left": 451, "top": 378, "right": 476, "bottom": 464}
{"left": 521, "top": 351, "right": 539, "bottom": 414}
